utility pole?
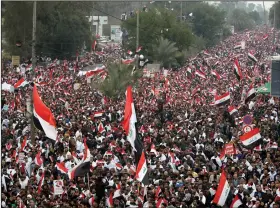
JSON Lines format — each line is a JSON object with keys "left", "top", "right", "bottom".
{"left": 263, "top": 1, "right": 267, "bottom": 32}
{"left": 273, "top": 2, "right": 276, "bottom": 44}
{"left": 180, "top": 1, "right": 183, "bottom": 22}
{"left": 31, "top": 1, "right": 37, "bottom": 145}
{"left": 97, "top": 15, "right": 100, "bottom": 36}
{"left": 136, "top": 10, "right": 139, "bottom": 69}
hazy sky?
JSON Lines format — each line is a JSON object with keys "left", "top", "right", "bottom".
{"left": 248, "top": 1, "right": 275, "bottom": 9}
{"left": 209, "top": 1, "right": 275, "bottom": 9}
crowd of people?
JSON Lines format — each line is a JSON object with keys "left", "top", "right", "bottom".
{"left": 1, "top": 26, "right": 280, "bottom": 208}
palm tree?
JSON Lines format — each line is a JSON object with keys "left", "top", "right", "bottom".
{"left": 98, "top": 61, "right": 142, "bottom": 100}
{"left": 153, "top": 37, "right": 179, "bottom": 68}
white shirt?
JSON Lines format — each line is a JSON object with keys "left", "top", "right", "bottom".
{"left": 2, "top": 119, "right": 9, "bottom": 127}
{"left": 75, "top": 130, "right": 82, "bottom": 139}
{"left": 19, "top": 176, "right": 29, "bottom": 189}
{"left": 76, "top": 140, "right": 84, "bottom": 153}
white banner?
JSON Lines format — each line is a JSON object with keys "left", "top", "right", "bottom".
{"left": 241, "top": 41, "right": 246, "bottom": 49}
{"left": 74, "top": 83, "right": 81, "bottom": 90}
{"left": 53, "top": 180, "right": 64, "bottom": 195}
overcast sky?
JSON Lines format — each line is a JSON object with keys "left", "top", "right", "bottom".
{"left": 209, "top": 1, "right": 275, "bottom": 9}
{"left": 248, "top": 1, "right": 275, "bottom": 9}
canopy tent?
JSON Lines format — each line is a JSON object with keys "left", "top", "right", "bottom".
{"left": 256, "top": 82, "right": 271, "bottom": 94}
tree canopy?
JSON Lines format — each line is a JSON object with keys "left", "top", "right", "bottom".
{"left": 122, "top": 8, "right": 193, "bottom": 58}
{"left": 99, "top": 62, "right": 142, "bottom": 100}
{"left": 228, "top": 8, "right": 256, "bottom": 32}
{"left": 152, "top": 37, "right": 179, "bottom": 68}
{"left": 185, "top": 3, "right": 227, "bottom": 46}
{"left": 2, "top": 1, "right": 92, "bottom": 59}
{"left": 269, "top": 2, "right": 280, "bottom": 29}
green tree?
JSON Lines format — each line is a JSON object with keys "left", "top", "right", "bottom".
{"left": 269, "top": 2, "right": 280, "bottom": 29}
{"left": 185, "top": 3, "right": 227, "bottom": 47}
{"left": 218, "top": 2, "right": 237, "bottom": 17}
{"left": 247, "top": 3, "right": 256, "bottom": 13}
{"left": 122, "top": 8, "right": 193, "bottom": 58}
{"left": 248, "top": 11, "right": 262, "bottom": 25}
{"left": 228, "top": 9, "right": 255, "bottom": 32}
{"left": 152, "top": 37, "right": 179, "bottom": 68}
{"left": 2, "top": 1, "right": 92, "bottom": 59}
{"left": 98, "top": 62, "right": 142, "bottom": 100}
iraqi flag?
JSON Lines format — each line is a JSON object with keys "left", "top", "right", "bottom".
{"left": 195, "top": 70, "right": 206, "bottom": 79}
{"left": 34, "top": 151, "right": 43, "bottom": 166}
{"left": 211, "top": 70, "right": 221, "bottom": 80}
{"left": 92, "top": 40, "right": 97, "bottom": 51}
{"left": 136, "top": 46, "right": 142, "bottom": 53}
{"left": 230, "top": 194, "right": 242, "bottom": 208}
{"left": 122, "top": 86, "right": 137, "bottom": 151}
{"left": 212, "top": 171, "right": 230, "bottom": 206}
{"left": 33, "top": 85, "right": 57, "bottom": 140}
{"left": 56, "top": 162, "right": 68, "bottom": 174}
{"left": 86, "top": 66, "right": 106, "bottom": 79}
{"left": 203, "top": 50, "right": 211, "bottom": 56}
{"left": 156, "top": 198, "right": 168, "bottom": 208}
{"left": 14, "top": 78, "right": 29, "bottom": 88}
{"left": 233, "top": 59, "right": 242, "bottom": 81}
{"left": 263, "top": 34, "right": 268, "bottom": 40}
{"left": 245, "top": 84, "right": 256, "bottom": 104}
{"left": 93, "top": 112, "right": 104, "bottom": 118}
{"left": 106, "top": 192, "right": 114, "bottom": 207}
{"left": 234, "top": 44, "right": 242, "bottom": 50}
{"left": 135, "top": 151, "right": 149, "bottom": 185}
{"left": 240, "top": 128, "right": 261, "bottom": 146}
{"left": 122, "top": 58, "right": 135, "bottom": 65}
{"left": 215, "top": 92, "right": 230, "bottom": 106}
{"left": 228, "top": 106, "right": 238, "bottom": 115}
{"left": 68, "top": 142, "right": 91, "bottom": 180}
{"left": 37, "top": 171, "right": 45, "bottom": 194}
{"left": 248, "top": 52, "right": 258, "bottom": 63}
{"left": 88, "top": 197, "right": 95, "bottom": 207}
{"left": 127, "top": 50, "right": 133, "bottom": 55}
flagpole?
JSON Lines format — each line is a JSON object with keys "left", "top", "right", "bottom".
{"left": 136, "top": 9, "right": 139, "bottom": 70}
{"left": 30, "top": 1, "right": 37, "bottom": 145}
{"left": 273, "top": 2, "right": 276, "bottom": 44}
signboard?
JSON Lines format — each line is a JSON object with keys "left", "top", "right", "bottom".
{"left": 271, "top": 56, "right": 280, "bottom": 97}
{"left": 18, "top": 152, "right": 25, "bottom": 164}
{"left": 111, "top": 25, "right": 122, "bottom": 42}
{"left": 12, "top": 56, "right": 20, "bottom": 66}
{"left": 146, "top": 64, "right": 160, "bottom": 73}
{"left": 241, "top": 41, "right": 246, "bottom": 49}
{"left": 243, "top": 125, "right": 252, "bottom": 133}
{"left": 243, "top": 115, "right": 253, "bottom": 125}
{"left": 53, "top": 180, "right": 64, "bottom": 195}
{"left": 163, "top": 70, "right": 169, "bottom": 77}
{"left": 224, "top": 143, "right": 235, "bottom": 155}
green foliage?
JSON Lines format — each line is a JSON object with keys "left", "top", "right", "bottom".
{"left": 247, "top": 3, "right": 256, "bottom": 13}
{"left": 248, "top": 11, "right": 262, "bottom": 25}
{"left": 184, "top": 36, "right": 206, "bottom": 58}
{"left": 99, "top": 62, "right": 142, "bottom": 100}
{"left": 152, "top": 37, "right": 179, "bottom": 68}
{"left": 228, "top": 9, "right": 255, "bottom": 32}
{"left": 122, "top": 8, "right": 193, "bottom": 58}
{"left": 2, "top": 2, "right": 92, "bottom": 59}
{"left": 269, "top": 2, "right": 280, "bottom": 29}
{"left": 185, "top": 3, "right": 227, "bottom": 47}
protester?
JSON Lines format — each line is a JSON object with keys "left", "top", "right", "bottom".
{"left": 1, "top": 26, "right": 280, "bottom": 208}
